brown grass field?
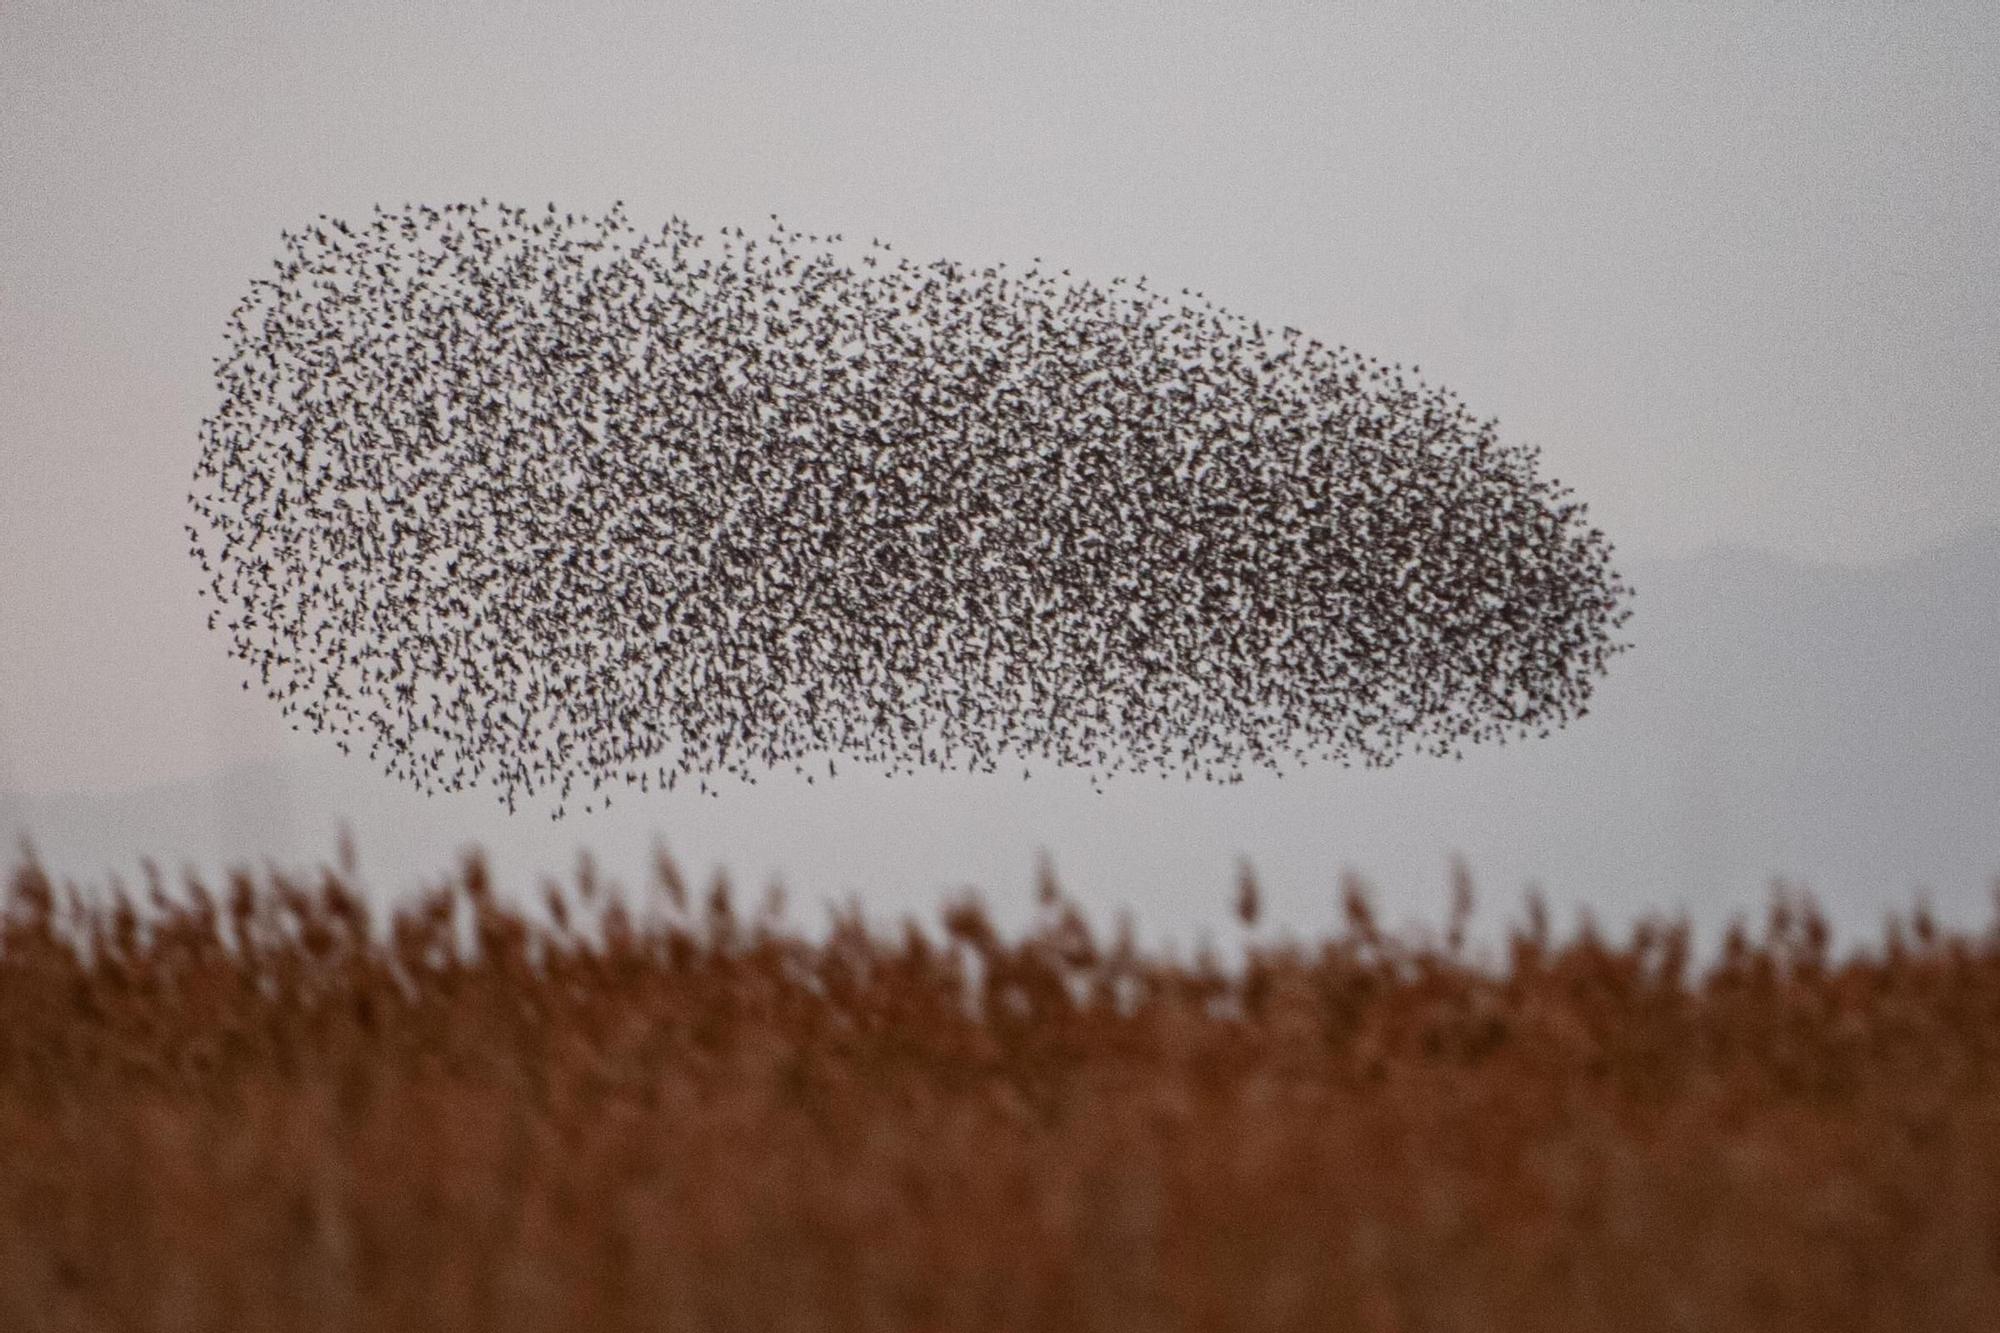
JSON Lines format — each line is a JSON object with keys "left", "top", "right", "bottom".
{"left": 2, "top": 839, "right": 1997, "bottom": 1332}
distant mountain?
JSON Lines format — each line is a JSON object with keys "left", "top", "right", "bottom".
{"left": 5, "top": 528, "right": 1997, "bottom": 955}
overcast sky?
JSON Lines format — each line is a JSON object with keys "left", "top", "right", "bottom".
{"left": 2, "top": 2, "right": 1995, "bottom": 941}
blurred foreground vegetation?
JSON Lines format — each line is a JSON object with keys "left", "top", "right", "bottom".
{"left": 2, "top": 840, "right": 1997, "bottom": 1331}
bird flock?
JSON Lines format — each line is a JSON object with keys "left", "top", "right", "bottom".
{"left": 187, "top": 200, "right": 1633, "bottom": 818}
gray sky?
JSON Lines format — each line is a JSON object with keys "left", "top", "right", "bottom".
{"left": 2, "top": 2, "right": 1996, "bottom": 940}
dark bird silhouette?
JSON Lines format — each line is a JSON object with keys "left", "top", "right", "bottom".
{"left": 185, "top": 200, "right": 1633, "bottom": 817}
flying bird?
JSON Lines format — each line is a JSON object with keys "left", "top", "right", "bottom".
{"left": 186, "top": 200, "right": 1633, "bottom": 816}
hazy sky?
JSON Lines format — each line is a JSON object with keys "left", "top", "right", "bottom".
{"left": 3, "top": 0, "right": 1996, "bottom": 815}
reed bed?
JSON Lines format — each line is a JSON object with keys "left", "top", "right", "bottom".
{"left": 2, "top": 840, "right": 1997, "bottom": 1331}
